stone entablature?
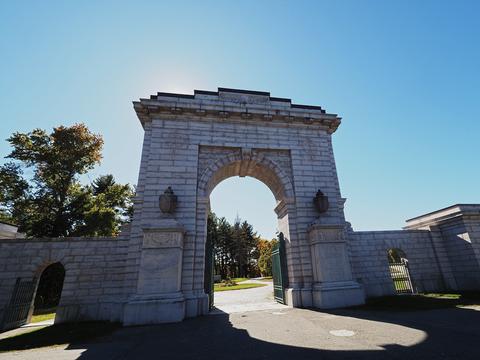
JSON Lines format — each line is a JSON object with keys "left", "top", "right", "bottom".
{"left": 133, "top": 88, "right": 341, "bottom": 133}
{"left": 404, "top": 204, "right": 480, "bottom": 230}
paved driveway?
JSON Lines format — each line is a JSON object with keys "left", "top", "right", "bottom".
{"left": 1, "top": 305, "right": 480, "bottom": 360}
{"left": 212, "top": 279, "right": 287, "bottom": 313}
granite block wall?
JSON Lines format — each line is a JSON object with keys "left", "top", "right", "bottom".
{"left": 348, "top": 230, "right": 445, "bottom": 297}
{"left": 0, "top": 236, "right": 129, "bottom": 329}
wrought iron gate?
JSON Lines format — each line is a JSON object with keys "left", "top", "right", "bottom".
{"left": 272, "top": 232, "right": 288, "bottom": 304}
{"left": 388, "top": 260, "right": 415, "bottom": 294}
{"left": 1, "top": 277, "right": 37, "bottom": 331}
{"left": 204, "top": 234, "right": 214, "bottom": 310}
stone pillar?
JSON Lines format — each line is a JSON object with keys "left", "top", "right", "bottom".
{"left": 123, "top": 225, "right": 186, "bottom": 325}
{"left": 309, "top": 222, "right": 365, "bottom": 308}
{"left": 428, "top": 225, "right": 458, "bottom": 291}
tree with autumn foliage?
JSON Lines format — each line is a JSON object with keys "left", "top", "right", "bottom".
{"left": 0, "top": 124, "right": 134, "bottom": 237}
{"left": 257, "top": 238, "right": 277, "bottom": 277}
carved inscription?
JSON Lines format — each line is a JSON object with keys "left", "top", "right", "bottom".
{"left": 310, "top": 228, "right": 345, "bottom": 245}
{"left": 143, "top": 231, "right": 183, "bottom": 249}
{"left": 219, "top": 92, "right": 269, "bottom": 104}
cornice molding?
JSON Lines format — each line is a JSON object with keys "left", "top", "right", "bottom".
{"left": 133, "top": 87, "right": 342, "bottom": 133}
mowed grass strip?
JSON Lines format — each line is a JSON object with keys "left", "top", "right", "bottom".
{"left": 359, "top": 292, "right": 480, "bottom": 311}
{"left": 0, "top": 321, "right": 120, "bottom": 352}
{"left": 30, "top": 313, "right": 56, "bottom": 323}
{"left": 214, "top": 283, "right": 267, "bottom": 292}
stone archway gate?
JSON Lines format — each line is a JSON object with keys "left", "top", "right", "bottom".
{"left": 3, "top": 88, "right": 478, "bottom": 329}
{"left": 122, "top": 88, "right": 365, "bottom": 325}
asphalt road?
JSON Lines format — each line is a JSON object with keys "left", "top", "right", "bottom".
{"left": 1, "top": 305, "right": 480, "bottom": 360}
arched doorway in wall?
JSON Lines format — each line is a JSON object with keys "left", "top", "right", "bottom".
{"left": 206, "top": 176, "right": 288, "bottom": 313}
{"left": 31, "top": 262, "right": 66, "bottom": 323}
{"left": 196, "top": 151, "right": 302, "bottom": 313}
{"left": 387, "top": 248, "right": 415, "bottom": 294}
{"left": 0, "top": 262, "right": 65, "bottom": 331}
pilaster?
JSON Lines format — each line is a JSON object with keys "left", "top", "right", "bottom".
{"left": 123, "top": 222, "right": 186, "bottom": 325}
{"left": 308, "top": 220, "right": 365, "bottom": 308}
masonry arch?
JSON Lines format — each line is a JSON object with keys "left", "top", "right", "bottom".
{"left": 197, "top": 151, "right": 295, "bottom": 202}
{"left": 124, "top": 87, "right": 366, "bottom": 325}
{"left": 1, "top": 260, "right": 66, "bottom": 330}
{"left": 32, "top": 262, "right": 66, "bottom": 320}
{"left": 194, "top": 151, "right": 304, "bottom": 308}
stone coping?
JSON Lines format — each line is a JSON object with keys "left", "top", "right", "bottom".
{"left": 404, "top": 204, "right": 480, "bottom": 229}
{"left": 133, "top": 87, "right": 341, "bottom": 133}
{"left": 0, "top": 236, "right": 126, "bottom": 243}
{"left": 349, "top": 229, "right": 431, "bottom": 234}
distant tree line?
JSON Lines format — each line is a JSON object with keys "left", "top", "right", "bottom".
{"left": 0, "top": 124, "right": 134, "bottom": 238}
{"left": 207, "top": 212, "right": 277, "bottom": 279}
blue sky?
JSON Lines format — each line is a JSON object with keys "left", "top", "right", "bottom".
{"left": 1, "top": 1, "right": 479, "bottom": 239}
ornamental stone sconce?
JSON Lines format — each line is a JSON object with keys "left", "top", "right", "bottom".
{"left": 313, "top": 190, "right": 329, "bottom": 214}
{"left": 159, "top": 187, "right": 177, "bottom": 214}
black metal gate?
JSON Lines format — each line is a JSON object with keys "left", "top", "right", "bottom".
{"left": 204, "top": 234, "right": 215, "bottom": 310}
{"left": 1, "top": 277, "right": 37, "bottom": 331}
{"left": 388, "top": 260, "right": 414, "bottom": 294}
{"left": 272, "top": 232, "right": 288, "bottom": 304}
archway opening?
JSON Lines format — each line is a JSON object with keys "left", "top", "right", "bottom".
{"left": 387, "top": 248, "right": 415, "bottom": 295}
{"left": 207, "top": 176, "right": 288, "bottom": 313}
{"left": 31, "top": 262, "right": 65, "bottom": 323}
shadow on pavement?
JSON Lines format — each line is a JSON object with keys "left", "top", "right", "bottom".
{"left": 64, "top": 304, "right": 480, "bottom": 360}
{"left": 0, "top": 321, "right": 120, "bottom": 352}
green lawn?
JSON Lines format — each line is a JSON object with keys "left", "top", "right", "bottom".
{"left": 214, "top": 283, "right": 267, "bottom": 292}
{"left": 31, "top": 313, "right": 55, "bottom": 323}
{"left": 230, "top": 277, "right": 249, "bottom": 283}
{"left": 392, "top": 278, "right": 413, "bottom": 292}
{"left": 0, "top": 321, "right": 120, "bottom": 352}
{"left": 360, "top": 292, "right": 480, "bottom": 311}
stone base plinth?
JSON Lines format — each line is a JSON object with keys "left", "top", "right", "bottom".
{"left": 284, "top": 287, "right": 314, "bottom": 307}
{"left": 184, "top": 291, "right": 209, "bottom": 318}
{"left": 56, "top": 302, "right": 124, "bottom": 324}
{"left": 123, "top": 293, "right": 185, "bottom": 326}
{"left": 284, "top": 288, "right": 299, "bottom": 307}
{"left": 312, "top": 281, "right": 365, "bottom": 309}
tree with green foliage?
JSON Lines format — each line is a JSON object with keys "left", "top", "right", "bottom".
{"left": 73, "top": 174, "right": 134, "bottom": 236}
{"left": 208, "top": 211, "right": 265, "bottom": 279}
{"left": 211, "top": 214, "right": 233, "bottom": 279}
{"left": 0, "top": 124, "right": 134, "bottom": 237}
{"left": 238, "top": 220, "right": 258, "bottom": 277}
{"left": 0, "top": 162, "right": 29, "bottom": 224}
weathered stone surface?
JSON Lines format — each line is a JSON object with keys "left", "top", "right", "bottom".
{"left": 0, "top": 237, "right": 129, "bottom": 328}
{"left": 1, "top": 88, "right": 479, "bottom": 330}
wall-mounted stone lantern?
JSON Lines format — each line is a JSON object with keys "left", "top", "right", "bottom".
{"left": 313, "top": 190, "right": 329, "bottom": 214}
{"left": 159, "top": 187, "right": 177, "bottom": 214}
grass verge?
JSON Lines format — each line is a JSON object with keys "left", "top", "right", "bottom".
{"left": 230, "top": 277, "right": 249, "bottom": 283}
{"left": 214, "top": 283, "right": 267, "bottom": 292}
{"left": 359, "top": 292, "right": 480, "bottom": 311}
{"left": 0, "top": 321, "right": 120, "bottom": 352}
{"left": 31, "top": 313, "right": 55, "bottom": 323}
